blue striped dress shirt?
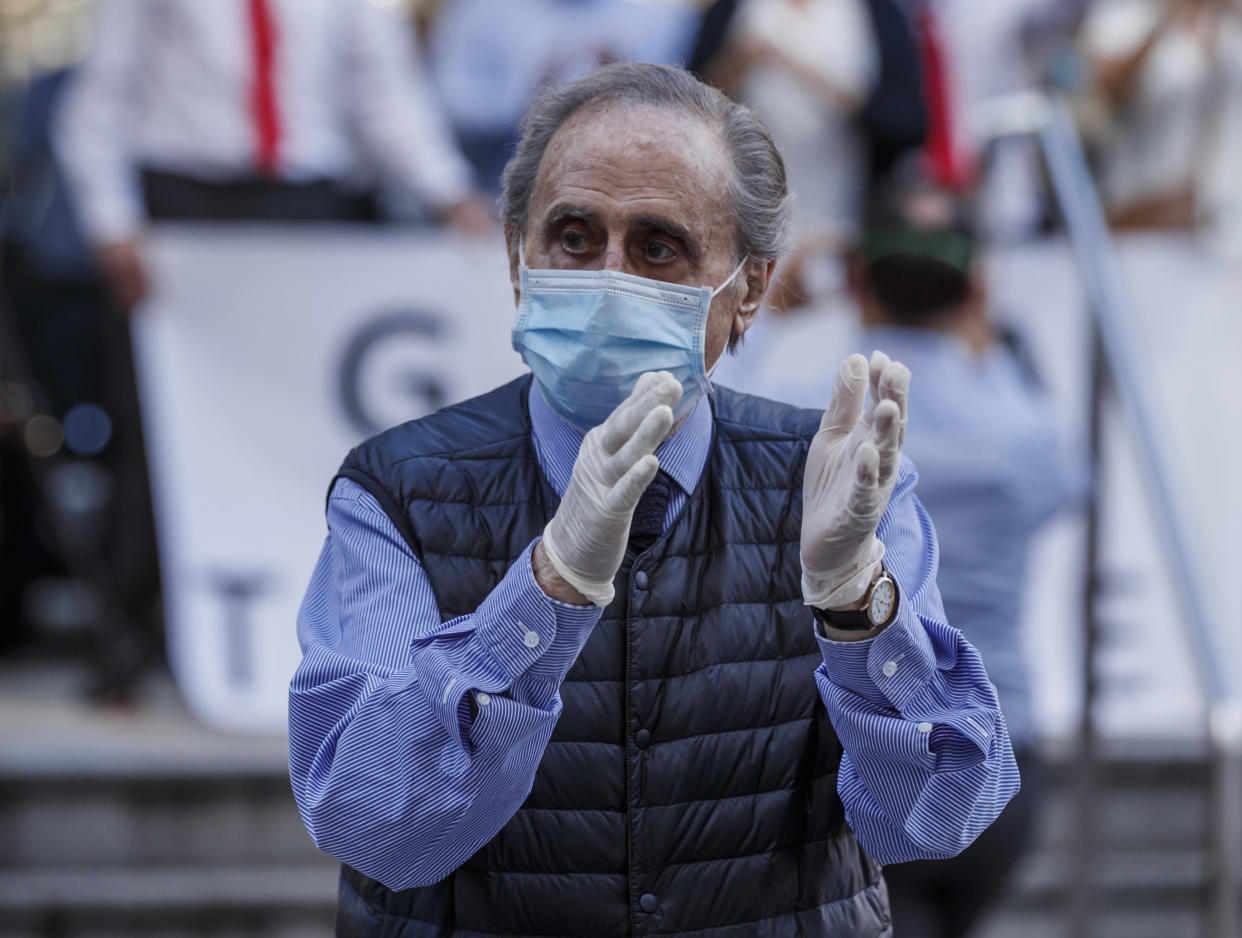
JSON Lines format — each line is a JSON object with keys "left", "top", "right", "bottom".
{"left": 289, "top": 382, "right": 1019, "bottom": 891}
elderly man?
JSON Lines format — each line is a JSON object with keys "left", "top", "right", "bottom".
{"left": 289, "top": 63, "right": 1017, "bottom": 937}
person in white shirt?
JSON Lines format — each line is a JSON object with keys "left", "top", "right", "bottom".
{"left": 704, "top": 0, "right": 878, "bottom": 235}
{"left": 55, "top": 0, "right": 491, "bottom": 313}
{"left": 427, "top": 0, "right": 702, "bottom": 192}
{"left": 1083, "top": 0, "right": 1242, "bottom": 232}
{"left": 933, "top": 0, "right": 1061, "bottom": 238}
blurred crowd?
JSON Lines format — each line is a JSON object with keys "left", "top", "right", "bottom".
{"left": 1, "top": 0, "right": 1236, "bottom": 713}
{"left": 1, "top": 0, "right": 1237, "bottom": 713}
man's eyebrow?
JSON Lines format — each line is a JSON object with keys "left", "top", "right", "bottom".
{"left": 545, "top": 205, "right": 600, "bottom": 227}
{"left": 636, "top": 214, "right": 703, "bottom": 257}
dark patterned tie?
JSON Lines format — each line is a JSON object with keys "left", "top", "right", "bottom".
{"left": 627, "top": 470, "right": 674, "bottom": 555}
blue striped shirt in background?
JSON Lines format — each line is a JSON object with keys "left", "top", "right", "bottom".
{"left": 289, "top": 382, "right": 1018, "bottom": 891}
{"left": 859, "top": 327, "right": 1084, "bottom": 750}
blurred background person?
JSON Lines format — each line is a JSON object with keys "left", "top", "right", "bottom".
{"left": 717, "top": 162, "right": 1084, "bottom": 935}
{"left": 1081, "top": 0, "right": 1242, "bottom": 233}
{"left": 9, "top": 0, "right": 491, "bottom": 695}
{"left": 54, "top": 0, "right": 489, "bottom": 315}
{"left": 849, "top": 165, "right": 1083, "bottom": 938}
{"left": 928, "top": 0, "right": 1059, "bottom": 238}
{"left": 54, "top": 0, "right": 492, "bottom": 316}
{"left": 1, "top": 62, "right": 160, "bottom": 694}
{"left": 427, "top": 0, "right": 702, "bottom": 193}
{"left": 1, "top": 70, "right": 90, "bottom": 653}
{"left": 698, "top": 0, "right": 925, "bottom": 334}
{"left": 702, "top": 0, "right": 879, "bottom": 236}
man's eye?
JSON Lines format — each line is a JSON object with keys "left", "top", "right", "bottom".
{"left": 561, "top": 230, "right": 588, "bottom": 252}
{"left": 645, "top": 240, "right": 676, "bottom": 262}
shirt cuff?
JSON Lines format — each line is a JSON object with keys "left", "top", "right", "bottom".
{"left": 75, "top": 183, "right": 146, "bottom": 245}
{"left": 814, "top": 591, "right": 937, "bottom": 711}
{"left": 471, "top": 538, "right": 601, "bottom": 681}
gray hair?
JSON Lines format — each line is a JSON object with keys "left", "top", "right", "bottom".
{"left": 500, "top": 62, "right": 792, "bottom": 263}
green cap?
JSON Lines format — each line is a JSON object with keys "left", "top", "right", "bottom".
{"left": 857, "top": 224, "right": 975, "bottom": 273}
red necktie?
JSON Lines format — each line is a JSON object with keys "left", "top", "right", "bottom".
{"left": 917, "top": 3, "right": 972, "bottom": 190}
{"left": 247, "top": 0, "right": 281, "bottom": 176}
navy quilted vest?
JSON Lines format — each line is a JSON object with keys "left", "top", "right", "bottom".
{"left": 333, "top": 375, "right": 890, "bottom": 937}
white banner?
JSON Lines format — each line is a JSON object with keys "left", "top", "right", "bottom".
{"left": 136, "top": 226, "right": 524, "bottom": 731}
{"left": 135, "top": 227, "right": 1239, "bottom": 739}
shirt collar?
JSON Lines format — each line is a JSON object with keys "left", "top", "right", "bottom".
{"left": 528, "top": 379, "right": 713, "bottom": 499}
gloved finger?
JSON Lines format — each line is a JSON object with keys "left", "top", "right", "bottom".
{"left": 621, "top": 371, "right": 659, "bottom": 407}
{"left": 847, "top": 442, "right": 881, "bottom": 520}
{"left": 861, "top": 350, "right": 892, "bottom": 430}
{"left": 598, "top": 372, "right": 682, "bottom": 454}
{"left": 878, "top": 360, "right": 911, "bottom": 426}
{"left": 818, "top": 354, "right": 868, "bottom": 439}
{"left": 872, "top": 398, "right": 902, "bottom": 488}
{"left": 600, "top": 372, "right": 674, "bottom": 449}
{"left": 608, "top": 403, "right": 674, "bottom": 479}
{"left": 859, "top": 352, "right": 889, "bottom": 432}
{"left": 869, "top": 350, "right": 892, "bottom": 398}
{"left": 603, "top": 453, "right": 660, "bottom": 516}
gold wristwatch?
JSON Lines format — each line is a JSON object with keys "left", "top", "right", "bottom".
{"left": 813, "top": 568, "right": 899, "bottom": 632}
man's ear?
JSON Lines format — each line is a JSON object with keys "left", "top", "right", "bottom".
{"left": 504, "top": 223, "right": 521, "bottom": 304}
{"left": 731, "top": 257, "right": 777, "bottom": 342}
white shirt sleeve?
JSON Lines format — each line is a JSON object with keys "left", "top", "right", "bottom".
{"left": 53, "top": 0, "right": 152, "bottom": 244}
{"left": 1083, "top": 0, "right": 1162, "bottom": 60}
{"left": 740, "top": 0, "right": 876, "bottom": 103}
{"left": 342, "top": 0, "right": 475, "bottom": 214}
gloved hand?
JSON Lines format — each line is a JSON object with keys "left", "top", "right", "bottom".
{"left": 542, "top": 371, "right": 682, "bottom": 606}
{"left": 802, "top": 351, "right": 910, "bottom": 609}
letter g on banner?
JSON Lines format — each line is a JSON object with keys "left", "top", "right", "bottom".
{"left": 338, "top": 308, "right": 451, "bottom": 436}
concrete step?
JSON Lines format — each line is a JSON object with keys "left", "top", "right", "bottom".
{"left": 0, "top": 865, "right": 336, "bottom": 938}
{"left": 1007, "top": 847, "right": 1206, "bottom": 905}
{"left": 0, "top": 864, "right": 338, "bottom": 914}
{"left": 1032, "top": 781, "right": 1205, "bottom": 851}
{"left": 0, "top": 773, "right": 324, "bottom": 869}
{"left": 0, "top": 666, "right": 1229, "bottom": 935}
{"left": 973, "top": 907, "right": 1203, "bottom": 938}
{"left": 1, "top": 750, "right": 1211, "bottom": 872}
{"left": 971, "top": 843, "right": 1230, "bottom": 938}
{"left": 0, "top": 663, "right": 326, "bottom": 872}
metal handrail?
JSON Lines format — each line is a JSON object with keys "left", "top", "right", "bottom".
{"left": 974, "top": 92, "right": 1242, "bottom": 937}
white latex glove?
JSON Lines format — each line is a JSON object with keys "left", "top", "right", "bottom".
{"left": 542, "top": 371, "right": 682, "bottom": 607}
{"left": 801, "top": 350, "right": 910, "bottom": 608}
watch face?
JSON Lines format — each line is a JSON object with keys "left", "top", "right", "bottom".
{"left": 868, "top": 578, "right": 896, "bottom": 625}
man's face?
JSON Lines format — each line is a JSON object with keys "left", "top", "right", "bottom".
{"left": 507, "top": 102, "right": 770, "bottom": 372}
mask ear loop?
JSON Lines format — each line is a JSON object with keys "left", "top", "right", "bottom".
{"left": 711, "top": 255, "right": 750, "bottom": 298}
{"left": 705, "top": 255, "right": 750, "bottom": 386}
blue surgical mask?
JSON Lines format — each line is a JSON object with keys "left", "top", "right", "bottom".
{"left": 511, "top": 244, "right": 748, "bottom": 433}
